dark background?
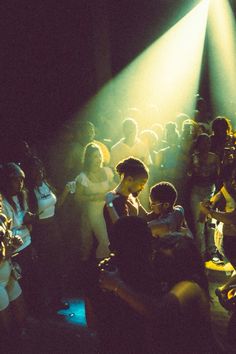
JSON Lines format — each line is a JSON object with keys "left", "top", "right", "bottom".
{"left": 1, "top": 0, "right": 236, "bottom": 143}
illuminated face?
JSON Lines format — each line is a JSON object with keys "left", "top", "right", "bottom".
{"left": 31, "top": 165, "right": 44, "bottom": 186}
{"left": 128, "top": 177, "right": 147, "bottom": 197}
{"left": 92, "top": 149, "right": 103, "bottom": 168}
{"left": 10, "top": 176, "right": 24, "bottom": 194}
{"left": 150, "top": 198, "right": 165, "bottom": 215}
{"left": 123, "top": 121, "right": 137, "bottom": 140}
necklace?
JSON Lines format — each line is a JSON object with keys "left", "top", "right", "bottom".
{"left": 35, "top": 183, "right": 51, "bottom": 199}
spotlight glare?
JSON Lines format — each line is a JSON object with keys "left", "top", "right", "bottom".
{"left": 78, "top": 0, "right": 209, "bottom": 130}
{"left": 208, "top": 0, "right": 236, "bottom": 122}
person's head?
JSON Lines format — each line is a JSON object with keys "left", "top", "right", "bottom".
{"left": 194, "top": 133, "right": 211, "bottom": 154}
{"left": 175, "top": 113, "right": 190, "bottom": 133}
{"left": 83, "top": 143, "right": 103, "bottom": 172}
{"left": 116, "top": 157, "right": 148, "bottom": 197}
{"left": 139, "top": 129, "right": 158, "bottom": 151}
{"left": 212, "top": 116, "right": 231, "bottom": 137}
{"left": 152, "top": 233, "right": 209, "bottom": 297}
{"left": 164, "top": 122, "right": 179, "bottom": 146}
{"left": 0, "top": 163, "right": 25, "bottom": 196}
{"left": 181, "top": 119, "right": 198, "bottom": 139}
{"left": 122, "top": 118, "right": 137, "bottom": 141}
{"left": 23, "top": 157, "right": 45, "bottom": 188}
{"left": 165, "top": 121, "right": 178, "bottom": 134}
{"left": 75, "top": 121, "right": 95, "bottom": 146}
{"left": 197, "top": 123, "right": 208, "bottom": 134}
{"left": 195, "top": 96, "right": 207, "bottom": 113}
{"left": 109, "top": 216, "right": 152, "bottom": 262}
{"left": 150, "top": 182, "right": 177, "bottom": 215}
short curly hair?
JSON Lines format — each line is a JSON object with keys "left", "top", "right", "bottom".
{"left": 150, "top": 181, "right": 177, "bottom": 206}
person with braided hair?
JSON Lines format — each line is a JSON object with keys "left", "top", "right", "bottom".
{"left": 103, "top": 157, "right": 149, "bottom": 241}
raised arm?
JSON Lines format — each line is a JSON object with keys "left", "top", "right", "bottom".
{"left": 200, "top": 201, "right": 236, "bottom": 225}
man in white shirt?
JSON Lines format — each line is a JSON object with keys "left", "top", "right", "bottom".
{"left": 110, "top": 118, "right": 149, "bottom": 169}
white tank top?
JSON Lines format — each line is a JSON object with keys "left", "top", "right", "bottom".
{"left": 34, "top": 182, "right": 57, "bottom": 219}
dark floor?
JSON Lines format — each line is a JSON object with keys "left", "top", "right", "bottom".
{"left": 207, "top": 263, "right": 236, "bottom": 354}
{"left": 3, "top": 265, "right": 236, "bottom": 354}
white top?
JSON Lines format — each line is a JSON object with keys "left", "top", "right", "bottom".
{"left": 76, "top": 167, "right": 113, "bottom": 197}
{"left": 34, "top": 182, "right": 57, "bottom": 219}
{"left": 2, "top": 196, "right": 31, "bottom": 252}
{"left": 110, "top": 138, "right": 149, "bottom": 168}
{"left": 76, "top": 167, "right": 114, "bottom": 216}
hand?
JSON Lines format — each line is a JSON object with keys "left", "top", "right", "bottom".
{"left": 105, "top": 191, "right": 119, "bottom": 204}
{"left": 99, "top": 268, "right": 122, "bottom": 292}
{"left": 65, "top": 181, "right": 76, "bottom": 194}
{"left": 23, "top": 212, "right": 36, "bottom": 225}
{"left": 11, "top": 235, "right": 23, "bottom": 249}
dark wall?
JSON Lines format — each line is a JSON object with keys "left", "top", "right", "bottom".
{"left": 1, "top": 1, "right": 95, "bottom": 141}
{"left": 1, "top": 0, "right": 235, "bottom": 142}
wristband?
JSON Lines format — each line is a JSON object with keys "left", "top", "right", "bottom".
{"left": 107, "top": 202, "right": 114, "bottom": 208}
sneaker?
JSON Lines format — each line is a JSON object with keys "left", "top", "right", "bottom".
{"left": 211, "top": 254, "right": 224, "bottom": 265}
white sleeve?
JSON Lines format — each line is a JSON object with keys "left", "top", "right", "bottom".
{"left": 75, "top": 172, "right": 88, "bottom": 187}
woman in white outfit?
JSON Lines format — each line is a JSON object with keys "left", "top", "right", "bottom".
{"left": 0, "top": 163, "right": 36, "bottom": 315}
{"left": 75, "top": 143, "right": 115, "bottom": 261}
{"left": 0, "top": 192, "right": 26, "bottom": 343}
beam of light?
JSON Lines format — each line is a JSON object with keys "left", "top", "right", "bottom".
{"left": 208, "top": 0, "right": 236, "bottom": 123}
{"left": 77, "top": 0, "right": 209, "bottom": 131}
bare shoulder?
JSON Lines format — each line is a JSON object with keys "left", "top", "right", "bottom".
{"left": 170, "top": 281, "right": 206, "bottom": 307}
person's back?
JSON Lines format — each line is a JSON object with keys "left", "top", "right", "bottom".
{"left": 103, "top": 157, "right": 149, "bottom": 240}
{"left": 147, "top": 281, "right": 215, "bottom": 354}
{"left": 110, "top": 118, "right": 149, "bottom": 168}
{"left": 99, "top": 234, "right": 223, "bottom": 354}
{"left": 91, "top": 257, "right": 151, "bottom": 354}
{"left": 86, "top": 216, "right": 154, "bottom": 354}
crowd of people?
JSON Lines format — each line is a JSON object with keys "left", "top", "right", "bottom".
{"left": 0, "top": 96, "right": 236, "bottom": 351}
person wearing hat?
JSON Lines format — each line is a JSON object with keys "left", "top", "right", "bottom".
{"left": 0, "top": 163, "right": 36, "bottom": 315}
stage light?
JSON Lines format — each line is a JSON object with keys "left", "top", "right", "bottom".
{"left": 76, "top": 0, "right": 209, "bottom": 133}
{"left": 208, "top": 0, "right": 236, "bottom": 123}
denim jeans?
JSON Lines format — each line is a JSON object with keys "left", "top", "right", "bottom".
{"left": 190, "top": 184, "right": 216, "bottom": 256}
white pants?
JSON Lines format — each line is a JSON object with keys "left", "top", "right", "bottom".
{"left": 0, "top": 260, "right": 22, "bottom": 311}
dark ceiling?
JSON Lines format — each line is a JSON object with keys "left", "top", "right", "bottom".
{"left": 1, "top": 0, "right": 235, "bottom": 141}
